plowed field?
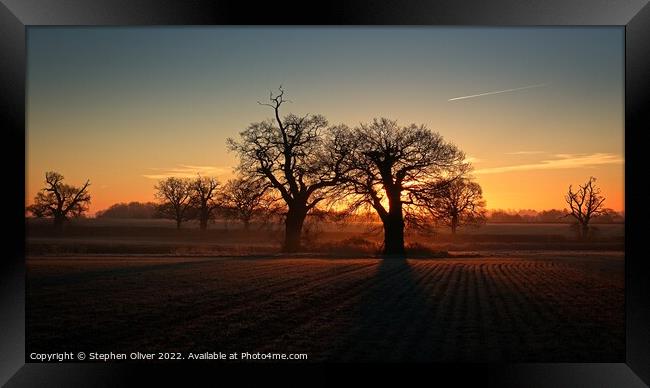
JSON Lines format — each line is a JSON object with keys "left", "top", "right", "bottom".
{"left": 27, "top": 253, "right": 623, "bottom": 362}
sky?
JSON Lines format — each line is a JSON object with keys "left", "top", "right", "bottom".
{"left": 26, "top": 27, "right": 624, "bottom": 215}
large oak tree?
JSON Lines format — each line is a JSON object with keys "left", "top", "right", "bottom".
{"left": 227, "top": 88, "right": 351, "bottom": 252}
{"left": 340, "top": 118, "right": 468, "bottom": 255}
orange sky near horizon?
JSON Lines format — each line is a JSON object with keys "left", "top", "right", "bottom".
{"left": 26, "top": 27, "right": 624, "bottom": 215}
{"left": 25, "top": 126, "right": 625, "bottom": 215}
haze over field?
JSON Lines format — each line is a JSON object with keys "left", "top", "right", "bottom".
{"left": 27, "top": 27, "right": 624, "bottom": 215}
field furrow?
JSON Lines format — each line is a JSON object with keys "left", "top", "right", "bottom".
{"left": 27, "top": 253, "right": 624, "bottom": 362}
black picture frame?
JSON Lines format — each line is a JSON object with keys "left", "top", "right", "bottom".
{"left": 2, "top": 1, "right": 649, "bottom": 386}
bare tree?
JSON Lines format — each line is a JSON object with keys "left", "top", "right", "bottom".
{"left": 190, "top": 175, "right": 220, "bottom": 230}
{"left": 227, "top": 87, "right": 351, "bottom": 252}
{"left": 27, "top": 171, "right": 91, "bottom": 228}
{"left": 425, "top": 178, "right": 487, "bottom": 234}
{"left": 219, "top": 177, "right": 268, "bottom": 230}
{"left": 154, "top": 177, "right": 192, "bottom": 229}
{"left": 564, "top": 176, "right": 607, "bottom": 239}
{"left": 340, "top": 118, "right": 468, "bottom": 255}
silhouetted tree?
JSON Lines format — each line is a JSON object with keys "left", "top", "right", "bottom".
{"left": 219, "top": 177, "right": 267, "bottom": 230}
{"left": 190, "top": 175, "right": 220, "bottom": 230}
{"left": 425, "top": 178, "right": 487, "bottom": 234}
{"left": 564, "top": 176, "right": 607, "bottom": 239}
{"left": 26, "top": 171, "right": 91, "bottom": 228}
{"left": 154, "top": 177, "right": 192, "bottom": 229}
{"left": 339, "top": 118, "right": 468, "bottom": 255}
{"left": 227, "top": 87, "right": 350, "bottom": 252}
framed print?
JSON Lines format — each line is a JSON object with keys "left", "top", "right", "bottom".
{"left": 1, "top": 0, "right": 649, "bottom": 386}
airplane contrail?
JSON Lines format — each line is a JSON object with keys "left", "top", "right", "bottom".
{"left": 448, "top": 83, "right": 547, "bottom": 101}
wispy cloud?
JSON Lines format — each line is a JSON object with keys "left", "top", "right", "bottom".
{"left": 448, "top": 83, "right": 547, "bottom": 102}
{"left": 464, "top": 156, "right": 481, "bottom": 164}
{"left": 505, "top": 150, "right": 545, "bottom": 155}
{"left": 474, "top": 153, "right": 623, "bottom": 175}
{"left": 142, "top": 165, "right": 231, "bottom": 180}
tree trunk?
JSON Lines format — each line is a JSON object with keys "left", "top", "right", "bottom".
{"left": 199, "top": 210, "right": 209, "bottom": 231}
{"left": 283, "top": 206, "right": 307, "bottom": 253}
{"left": 451, "top": 215, "right": 458, "bottom": 235}
{"left": 382, "top": 189, "right": 406, "bottom": 256}
{"left": 383, "top": 217, "right": 405, "bottom": 256}
{"left": 53, "top": 214, "right": 65, "bottom": 230}
{"left": 581, "top": 223, "right": 589, "bottom": 240}
{"left": 176, "top": 219, "right": 182, "bottom": 230}
{"left": 243, "top": 219, "right": 250, "bottom": 231}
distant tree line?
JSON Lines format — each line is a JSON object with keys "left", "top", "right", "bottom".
{"left": 93, "top": 202, "right": 623, "bottom": 226}
{"left": 26, "top": 173, "right": 274, "bottom": 232}
{"left": 488, "top": 208, "right": 623, "bottom": 224}
{"left": 96, "top": 202, "right": 159, "bottom": 219}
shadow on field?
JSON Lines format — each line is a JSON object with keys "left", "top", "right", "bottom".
{"left": 336, "top": 257, "right": 432, "bottom": 362}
